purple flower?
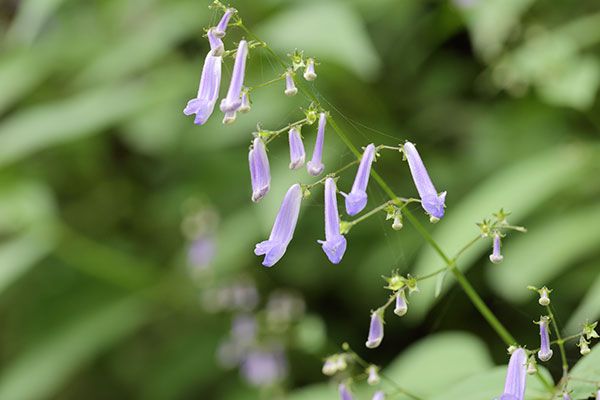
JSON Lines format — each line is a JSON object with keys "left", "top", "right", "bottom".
{"left": 538, "top": 287, "right": 550, "bottom": 306}
{"left": 248, "top": 138, "right": 270, "bottom": 202}
{"left": 284, "top": 71, "right": 298, "bottom": 96}
{"left": 213, "top": 8, "right": 233, "bottom": 38}
{"left": 537, "top": 316, "right": 553, "bottom": 361}
{"left": 403, "top": 142, "right": 446, "bottom": 221}
{"left": 239, "top": 91, "right": 250, "bottom": 113}
{"left": 183, "top": 52, "right": 222, "bottom": 125}
{"left": 339, "top": 383, "right": 354, "bottom": 400}
{"left": 341, "top": 143, "right": 375, "bottom": 216}
{"left": 489, "top": 233, "right": 503, "bottom": 264}
{"left": 240, "top": 349, "right": 287, "bottom": 387}
{"left": 394, "top": 289, "right": 408, "bottom": 316}
{"left": 288, "top": 127, "right": 305, "bottom": 170}
{"left": 494, "top": 347, "right": 527, "bottom": 400}
{"left": 307, "top": 113, "right": 326, "bottom": 176}
{"left": 365, "top": 309, "right": 384, "bottom": 349}
{"left": 208, "top": 29, "right": 224, "bottom": 57}
{"left": 255, "top": 184, "right": 302, "bottom": 267}
{"left": 317, "top": 178, "right": 347, "bottom": 264}
{"left": 220, "top": 40, "right": 248, "bottom": 125}
{"left": 304, "top": 58, "right": 317, "bottom": 81}
{"left": 367, "top": 365, "right": 380, "bottom": 385}
{"left": 372, "top": 391, "right": 385, "bottom": 400}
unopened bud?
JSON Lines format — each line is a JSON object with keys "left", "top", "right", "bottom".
{"left": 392, "top": 215, "right": 403, "bottom": 230}
{"left": 239, "top": 92, "right": 251, "bottom": 113}
{"left": 394, "top": 289, "right": 408, "bottom": 316}
{"left": 322, "top": 358, "right": 337, "bottom": 376}
{"left": 304, "top": 58, "right": 317, "bottom": 81}
{"left": 366, "top": 365, "right": 380, "bottom": 385}
{"left": 526, "top": 356, "right": 537, "bottom": 375}
{"left": 538, "top": 286, "right": 551, "bottom": 306}
{"left": 577, "top": 336, "right": 591, "bottom": 356}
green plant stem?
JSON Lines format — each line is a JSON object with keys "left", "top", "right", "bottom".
{"left": 547, "top": 305, "right": 569, "bottom": 382}
{"left": 452, "top": 234, "right": 482, "bottom": 262}
{"left": 249, "top": 74, "right": 285, "bottom": 91}
{"left": 346, "top": 198, "right": 417, "bottom": 227}
{"left": 263, "top": 118, "right": 307, "bottom": 144}
{"left": 303, "top": 160, "right": 359, "bottom": 189}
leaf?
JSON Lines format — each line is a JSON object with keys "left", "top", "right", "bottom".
{"left": 565, "top": 271, "right": 600, "bottom": 335}
{"left": 381, "top": 332, "right": 493, "bottom": 397}
{"left": 0, "top": 296, "right": 150, "bottom": 400}
{"left": 408, "top": 144, "right": 593, "bottom": 322}
{"left": 568, "top": 343, "right": 600, "bottom": 399}
{"left": 487, "top": 204, "right": 600, "bottom": 302}
{"left": 256, "top": 1, "right": 381, "bottom": 80}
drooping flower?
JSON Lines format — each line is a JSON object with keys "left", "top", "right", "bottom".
{"left": 493, "top": 347, "right": 527, "bottom": 400}
{"left": 538, "top": 286, "right": 551, "bottom": 306}
{"left": 213, "top": 8, "right": 233, "bottom": 38}
{"left": 183, "top": 52, "right": 222, "bottom": 125}
{"left": 254, "top": 184, "right": 302, "bottom": 267}
{"left": 367, "top": 365, "right": 380, "bottom": 385}
{"left": 208, "top": 29, "right": 224, "bottom": 56}
{"left": 537, "top": 316, "right": 553, "bottom": 362}
{"left": 372, "top": 391, "right": 385, "bottom": 400}
{"left": 288, "top": 127, "right": 305, "bottom": 170}
{"left": 342, "top": 143, "right": 375, "bottom": 216}
{"left": 394, "top": 289, "right": 408, "bottom": 316}
{"left": 339, "top": 383, "right": 354, "bottom": 400}
{"left": 489, "top": 233, "right": 503, "bottom": 264}
{"left": 307, "top": 113, "right": 326, "bottom": 176}
{"left": 239, "top": 91, "right": 251, "bottom": 113}
{"left": 220, "top": 40, "right": 248, "bottom": 125}
{"left": 304, "top": 58, "right": 317, "bottom": 81}
{"left": 317, "top": 178, "right": 347, "bottom": 263}
{"left": 403, "top": 141, "right": 446, "bottom": 221}
{"left": 284, "top": 71, "right": 298, "bottom": 96}
{"left": 365, "top": 309, "right": 384, "bottom": 349}
{"left": 248, "top": 137, "right": 270, "bottom": 202}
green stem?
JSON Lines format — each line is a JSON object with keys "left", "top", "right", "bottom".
{"left": 303, "top": 159, "right": 359, "bottom": 190}
{"left": 452, "top": 234, "right": 482, "bottom": 263}
{"left": 249, "top": 74, "right": 285, "bottom": 91}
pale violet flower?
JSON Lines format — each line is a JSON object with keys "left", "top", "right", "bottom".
{"left": 365, "top": 309, "right": 384, "bottom": 349}
{"left": 493, "top": 347, "right": 527, "bottom": 400}
{"left": 317, "top": 178, "right": 347, "bottom": 264}
{"left": 208, "top": 29, "right": 224, "bottom": 57}
{"left": 339, "top": 383, "right": 354, "bottom": 400}
{"left": 367, "top": 365, "right": 380, "bottom": 385}
{"left": 284, "top": 71, "right": 298, "bottom": 96}
{"left": 213, "top": 8, "right": 233, "bottom": 38}
{"left": 239, "top": 91, "right": 251, "bottom": 113}
{"left": 183, "top": 52, "right": 222, "bottom": 125}
{"left": 220, "top": 40, "right": 248, "bottom": 125}
{"left": 255, "top": 184, "right": 302, "bottom": 267}
{"left": 342, "top": 143, "right": 375, "bottom": 216}
{"left": 394, "top": 289, "right": 408, "bottom": 316}
{"left": 288, "top": 127, "right": 305, "bottom": 170}
{"left": 307, "top": 113, "right": 326, "bottom": 176}
{"left": 537, "top": 316, "right": 553, "bottom": 361}
{"left": 490, "top": 233, "right": 503, "bottom": 264}
{"left": 538, "top": 287, "right": 551, "bottom": 306}
{"left": 304, "top": 58, "right": 317, "bottom": 81}
{"left": 403, "top": 142, "right": 446, "bottom": 221}
{"left": 248, "top": 137, "right": 270, "bottom": 202}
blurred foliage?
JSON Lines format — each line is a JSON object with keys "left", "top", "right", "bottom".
{"left": 0, "top": 0, "right": 600, "bottom": 399}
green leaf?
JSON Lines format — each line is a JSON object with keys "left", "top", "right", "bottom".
{"left": 0, "top": 296, "right": 150, "bottom": 400}
{"left": 487, "top": 204, "right": 600, "bottom": 302}
{"left": 568, "top": 343, "right": 600, "bottom": 399}
{"left": 256, "top": 1, "right": 381, "bottom": 80}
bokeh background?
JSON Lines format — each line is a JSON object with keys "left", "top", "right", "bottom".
{"left": 0, "top": 0, "right": 599, "bottom": 399}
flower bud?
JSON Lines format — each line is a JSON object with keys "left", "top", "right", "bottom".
{"left": 392, "top": 215, "right": 403, "bottom": 230}
{"left": 526, "top": 356, "right": 537, "bottom": 375}
{"left": 239, "top": 91, "right": 251, "bottom": 113}
{"left": 506, "top": 345, "right": 517, "bottom": 354}
{"left": 577, "top": 336, "right": 591, "bottom": 355}
{"left": 365, "top": 309, "right": 384, "bottom": 349}
{"left": 322, "top": 358, "right": 337, "bottom": 376}
{"left": 335, "top": 355, "right": 347, "bottom": 371}
{"left": 366, "top": 365, "right": 380, "bottom": 385}
{"left": 538, "top": 286, "right": 551, "bottom": 306}
{"left": 394, "top": 289, "right": 408, "bottom": 316}
{"left": 284, "top": 71, "right": 298, "bottom": 96}
{"left": 304, "top": 58, "right": 317, "bottom": 81}
{"left": 489, "top": 233, "right": 503, "bottom": 264}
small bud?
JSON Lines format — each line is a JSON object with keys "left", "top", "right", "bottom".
{"left": 239, "top": 92, "right": 251, "bottom": 113}
{"left": 405, "top": 274, "right": 419, "bottom": 294}
{"left": 507, "top": 345, "right": 517, "bottom": 354}
{"left": 538, "top": 286, "right": 551, "bottom": 306}
{"left": 284, "top": 71, "right": 298, "bottom": 96}
{"left": 335, "top": 355, "right": 347, "bottom": 371}
{"left": 322, "top": 358, "right": 337, "bottom": 376}
{"left": 366, "top": 365, "right": 380, "bottom": 385}
{"left": 392, "top": 215, "right": 403, "bottom": 230}
{"left": 583, "top": 320, "right": 599, "bottom": 340}
{"left": 536, "top": 316, "right": 553, "bottom": 362}
{"left": 372, "top": 390, "right": 385, "bottom": 400}
{"left": 213, "top": 8, "right": 233, "bottom": 38}
{"left": 365, "top": 309, "right": 384, "bottom": 349}
{"left": 394, "top": 289, "right": 408, "bottom": 316}
{"left": 306, "top": 110, "right": 317, "bottom": 124}
{"left": 304, "top": 58, "right": 317, "bottom": 81}
{"left": 489, "top": 232, "right": 503, "bottom": 264}
{"left": 577, "top": 336, "right": 591, "bottom": 356}
{"left": 526, "top": 356, "right": 537, "bottom": 375}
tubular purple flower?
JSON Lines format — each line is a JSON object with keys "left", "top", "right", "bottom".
{"left": 254, "top": 184, "right": 302, "bottom": 267}
{"left": 394, "top": 289, "right": 408, "bottom": 316}
{"left": 220, "top": 40, "right": 248, "bottom": 123}
{"left": 365, "top": 309, "right": 384, "bottom": 349}
{"left": 248, "top": 138, "right": 270, "bottom": 202}
{"left": 183, "top": 52, "right": 222, "bottom": 125}
{"left": 208, "top": 29, "right": 224, "bottom": 57}
{"left": 213, "top": 8, "right": 233, "bottom": 38}
{"left": 239, "top": 91, "right": 251, "bottom": 113}
{"left": 304, "top": 58, "right": 317, "bottom": 81}
{"left": 403, "top": 142, "right": 446, "bottom": 221}
{"left": 339, "top": 383, "right": 354, "bottom": 400}
{"left": 288, "top": 127, "right": 305, "bottom": 170}
{"left": 341, "top": 143, "right": 375, "bottom": 216}
{"left": 317, "top": 178, "right": 347, "bottom": 264}
{"left": 307, "top": 113, "right": 326, "bottom": 176}
{"left": 494, "top": 347, "right": 527, "bottom": 400}
{"left": 490, "top": 233, "right": 503, "bottom": 264}
{"left": 284, "top": 71, "right": 298, "bottom": 96}
{"left": 372, "top": 391, "right": 385, "bottom": 400}
{"left": 538, "top": 317, "right": 553, "bottom": 361}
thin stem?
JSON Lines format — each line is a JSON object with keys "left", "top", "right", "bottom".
{"left": 346, "top": 198, "right": 418, "bottom": 227}
{"left": 263, "top": 118, "right": 307, "bottom": 144}
{"left": 303, "top": 160, "right": 359, "bottom": 190}
{"left": 248, "top": 74, "right": 285, "bottom": 91}
{"left": 416, "top": 266, "right": 449, "bottom": 281}
{"left": 529, "top": 333, "right": 581, "bottom": 352}
{"left": 547, "top": 304, "right": 569, "bottom": 382}
{"left": 452, "top": 234, "right": 482, "bottom": 263}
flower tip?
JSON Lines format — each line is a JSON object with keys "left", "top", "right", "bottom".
{"left": 365, "top": 338, "right": 382, "bottom": 349}
{"left": 223, "top": 111, "right": 237, "bottom": 125}
{"left": 307, "top": 161, "right": 324, "bottom": 176}
{"left": 252, "top": 185, "right": 270, "bottom": 202}
{"left": 537, "top": 349, "right": 553, "bottom": 362}
{"left": 284, "top": 87, "right": 298, "bottom": 96}
{"left": 318, "top": 235, "right": 347, "bottom": 264}
{"left": 490, "top": 254, "right": 504, "bottom": 264}
{"left": 344, "top": 191, "right": 368, "bottom": 216}
{"left": 289, "top": 156, "right": 305, "bottom": 170}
